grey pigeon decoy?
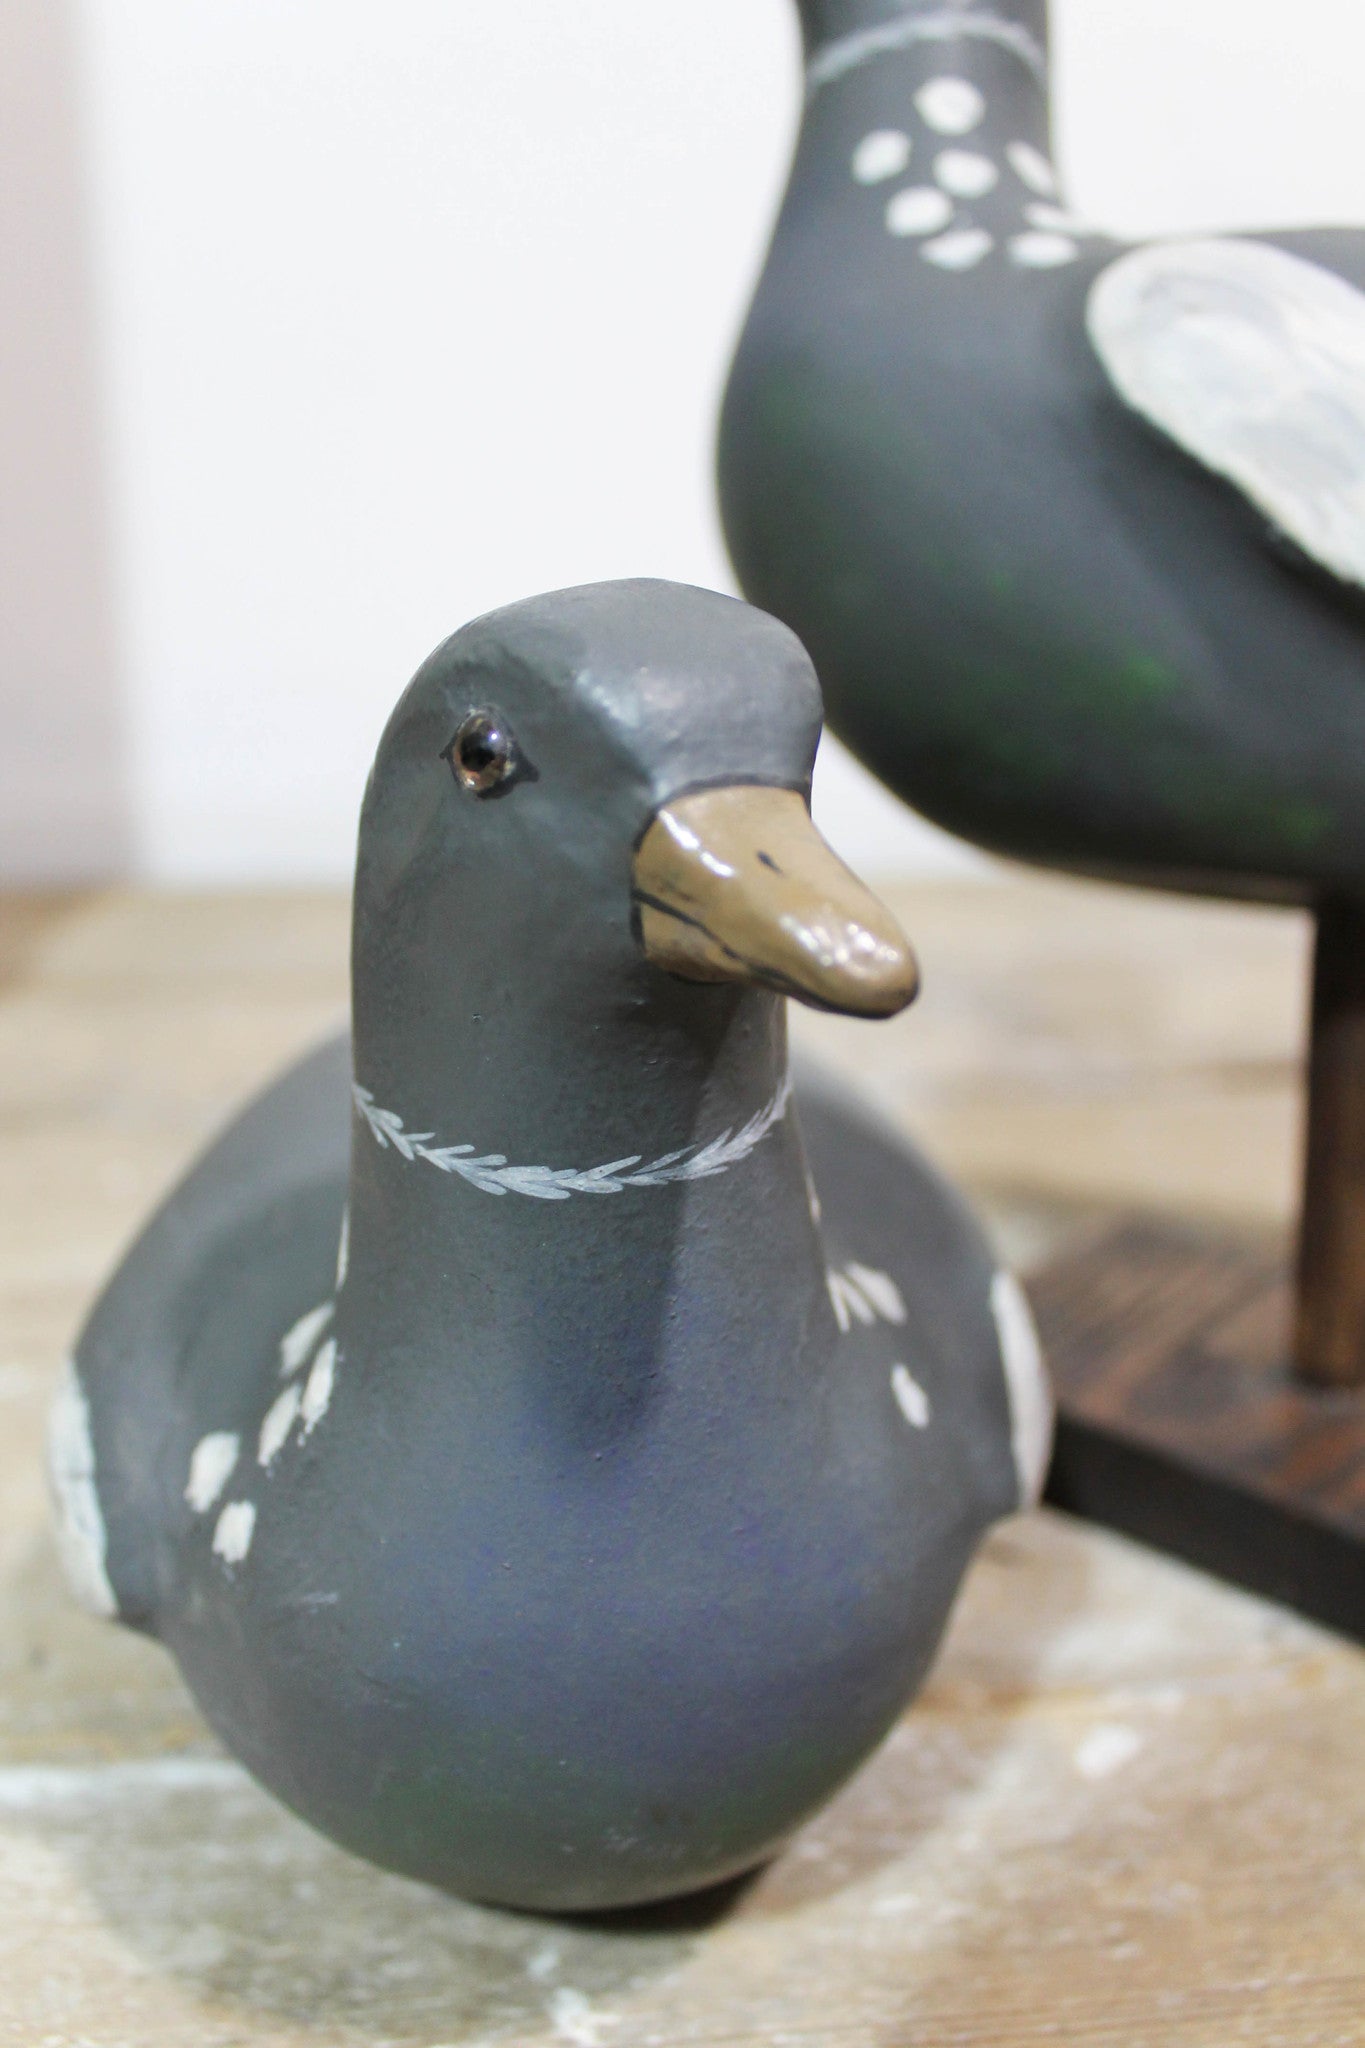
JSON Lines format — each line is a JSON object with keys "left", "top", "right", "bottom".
{"left": 720, "top": 0, "right": 1365, "bottom": 1385}
{"left": 50, "top": 580, "right": 1050, "bottom": 1912}
{"left": 722, "top": 0, "right": 1365, "bottom": 900}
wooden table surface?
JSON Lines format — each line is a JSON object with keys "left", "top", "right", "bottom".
{"left": 3, "top": 878, "right": 1363, "bottom": 2048}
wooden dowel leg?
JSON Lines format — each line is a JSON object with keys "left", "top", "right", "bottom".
{"left": 1295, "top": 902, "right": 1365, "bottom": 1387}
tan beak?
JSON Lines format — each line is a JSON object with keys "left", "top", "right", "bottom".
{"left": 632, "top": 785, "right": 919, "bottom": 1018}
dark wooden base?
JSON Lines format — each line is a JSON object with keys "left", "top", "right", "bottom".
{"left": 1031, "top": 1219, "right": 1365, "bottom": 1641}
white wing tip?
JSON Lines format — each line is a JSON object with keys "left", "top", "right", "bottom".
{"left": 46, "top": 1359, "right": 118, "bottom": 1618}
{"left": 989, "top": 1271, "right": 1054, "bottom": 1509}
{"left": 1087, "top": 236, "right": 1365, "bottom": 592}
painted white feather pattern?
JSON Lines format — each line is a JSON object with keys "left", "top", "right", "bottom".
{"left": 300, "top": 1339, "right": 337, "bottom": 1435}
{"left": 279, "top": 1300, "right": 333, "bottom": 1376}
{"left": 891, "top": 1363, "right": 932, "bottom": 1429}
{"left": 212, "top": 1500, "right": 256, "bottom": 1566}
{"left": 827, "top": 1263, "right": 907, "bottom": 1334}
{"left": 352, "top": 1073, "right": 794, "bottom": 1201}
{"left": 185, "top": 1431, "right": 240, "bottom": 1512}
{"left": 258, "top": 1385, "right": 303, "bottom": 1468}
{"left": 1087, "top": 237, "right": 1365, "bottom": 590}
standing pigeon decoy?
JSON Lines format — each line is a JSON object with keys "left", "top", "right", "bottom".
{"left": 720, "top": 3, "right": 1365, "bottom": 1413}
{"left": 49, "top": 580, "right": 1050, "bottom": 1913}
{"left": 723, "top": 0, "right": 1365, "bottom": 905}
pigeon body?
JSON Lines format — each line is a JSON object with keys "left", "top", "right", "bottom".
{"left": 52, "top": 580, "right": 1048, "bottom": 1911}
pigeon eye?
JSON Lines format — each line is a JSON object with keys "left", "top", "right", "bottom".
{"left": 443, "top": 709, "right": 527, "bottom": 797}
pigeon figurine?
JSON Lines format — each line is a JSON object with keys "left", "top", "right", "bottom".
{"left": 722, "top": 0, "right": 1365, "bottom": 898}
{"left": 719, "top": 0, "right": 1365, "bottom": 1383}
{"left": 49, "top": 580, "right": 1050, "bottom": 1912}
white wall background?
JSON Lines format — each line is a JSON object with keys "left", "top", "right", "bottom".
{"left": 11, "top": 1, "right": 1365, "bottom": 881}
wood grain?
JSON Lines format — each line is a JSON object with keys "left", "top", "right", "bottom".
{"left": 1296, "top": 901, "right": 1365, "bottom": 1386}
{"left": 1036, "top": 1218, "right": 1365, "bottom": 1638}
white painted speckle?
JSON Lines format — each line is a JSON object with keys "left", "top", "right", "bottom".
{"left": 300, "top": 1338, "right": 337, "bottom": 1436}
{"left": 550, "top": 1986, "right": 604, "bottom": 2046}
{"left": 846, "top": 1262, "right": 907, "bottom": 1324}
{"left": 891, "top": 1363, "right": 932, "bottom": 1429}
{"left": 1009, "top": 230, "right": 1079, "bottom": 269}
{"left": 258, "top": 1383, "right": 303, "bottom": 1468}
{"left": 336, "top": 1205, "right": 350, "bottom": 1289}
{"left": 921, "top": 227, "right": 994, "bottom": 271}
{"left": 1075, "top": 1723, "right": 1144, "bottom": 1780}
{"left": 185, "top": 1431, "right": 240, "bottom": 1513}
{"left": 915, "top": 76, "right": 986, "bottom": 136}
{"left": 934, "top": 148, "right": 998, "bottom": 198}
{"left": 827, "top": 1269, "right": 876, "bottom": 1330}
{"left": 212, "top": 1499, "right": 257, "bottom": 1566}
{"left": 1025, "top": 201, "right": 1089, "bottom": 234}
{"left": 1007, "top": 139, "right": 1058, "bottom": 195}
{"left": 46, "top": 1359, "right": 117, "bottom": 1618}
{"left": 885, "top": 185, "right": 953, "bottom": 238}
{"left": 852, "top": 128, "right": 911, "bottom": 184}
{"left": 279, "top": 1300, "right": 333, "bottom": 1377}
{"left": 829, "top": 1264, "right": 911, "bottom": 1332}
{"left": 990, "top": 1270, "right": 1053, "bottom": 1507}
{"left": 527, "top": 1942, "right": 561, "bottom": 1983}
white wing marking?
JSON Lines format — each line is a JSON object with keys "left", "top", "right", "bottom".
{"left": 300, "top": 1339, "right": 337, "bottom": 1436}
{"left": 47, "top": 1361, "right": 117, "bottom": 1617}
{"left": 891, "top": 1363, "right": 932, "bottom": 1429}
{"left": 990, "top": 1271, "right": 1053, "bottom": 1508}
{"left": 845, "top": 1262, "right": 907, "bottom": 1324}
{"left": 279, "top": 1300, "right": 333, "bottom": 1377}
{"left": 827, "top": 1263, "right": 907, "bottom": 1333}
{"left": 1088, "top": 237, "right": 1365, "bottom": 590}
{"left": 186, "top": 1431, "right": 240, "bottom": 1512}
{"left": 212, "top": 1500, "right": 256, "bottom": 1566}
{"left": 258, "top": 1385, "right": 303, "bottom": 1468}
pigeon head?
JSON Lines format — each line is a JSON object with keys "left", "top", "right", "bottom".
{"left": 355, "top": 579, "right": 916, "bottom": 1021}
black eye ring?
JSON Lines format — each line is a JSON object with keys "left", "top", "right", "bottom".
{"left": 441, "top": 708, "right": 534, "bottom": 798}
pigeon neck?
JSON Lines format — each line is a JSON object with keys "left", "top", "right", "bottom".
{"left": 343, "top": 958, "right": 821, "bottom": 1420}
{"left": 351, "top": 984, "right": 794, "bottom": 1194}
{"left": 347, "top": 890, "right": 806, "bottom": 1268}
{"left": 797, "top": 0, "right": 1049, "bottom": 57}
{"left": 800, "top": 0, "right": 1052, "bottom": 149}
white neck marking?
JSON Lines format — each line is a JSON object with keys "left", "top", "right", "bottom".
{"left": 807, "top": 9, "right": 1046, "bottom": 97}
{"left": 353, "top": 1072, "right": 794, "bottom": 1202}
